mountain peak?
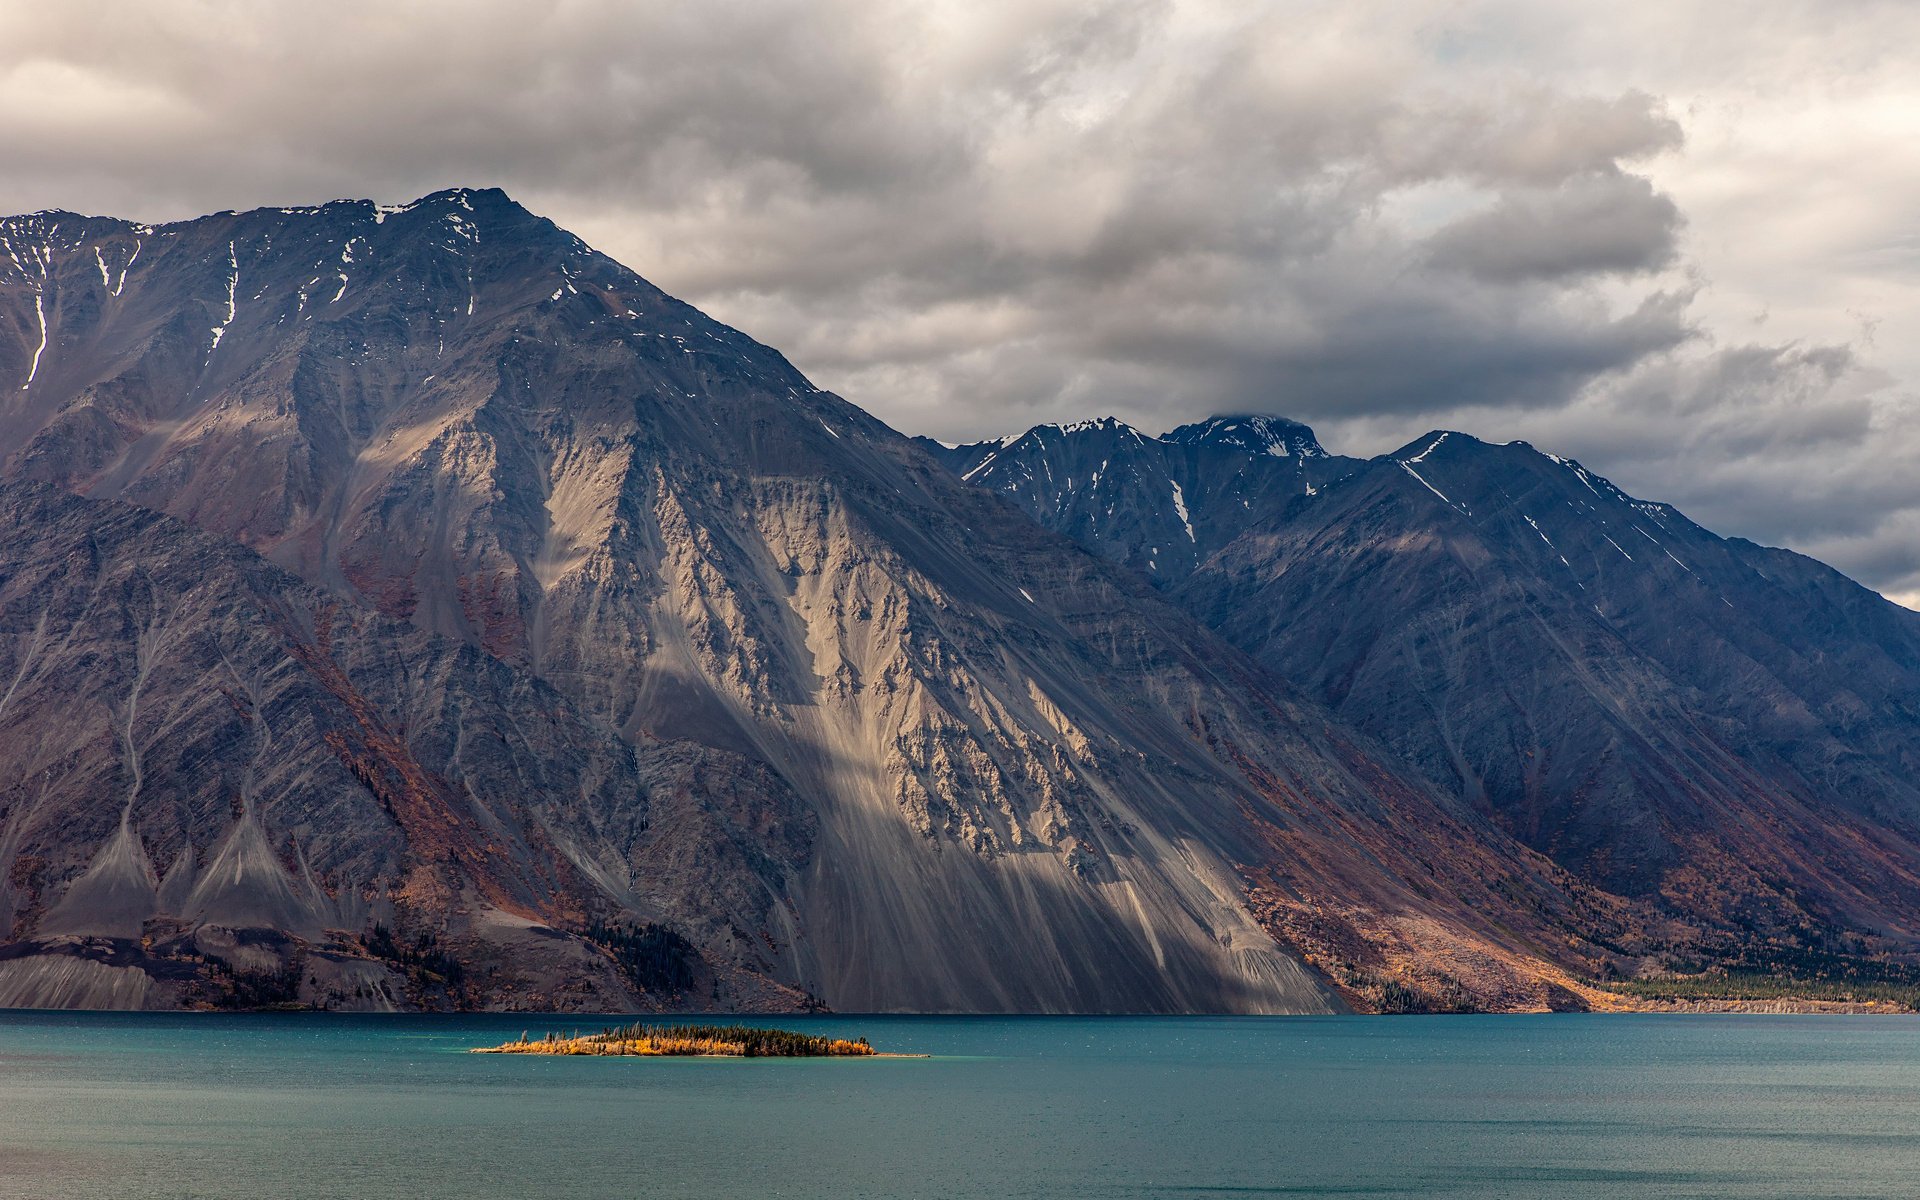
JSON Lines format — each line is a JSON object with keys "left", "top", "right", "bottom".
{"left": 0, "top": 188, "right": 529, "bottom": 241}
{"left": 1022, "top": 415, "right": 1145, "bottom": 444}
{"left": 1057, "top": 415, "right": 1137, "bottom": 435}
{"left": 1164, "top": 414, "right": 1327, "bottom": 458}
{"left": 1387, "top": 429, "right": 1484, "bottom": 462}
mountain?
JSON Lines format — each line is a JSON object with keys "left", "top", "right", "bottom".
{"left": 0, "top": 192, "right": 1666, "bottom": 1014}
{"left": 918, "top": 416, "right": 1359, "bottom": 581}
{"left": 938, "top": 417, "right": 1920, "bottom": 975}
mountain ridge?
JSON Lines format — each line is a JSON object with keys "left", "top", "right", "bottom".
{"left": 10, "top": 191, "right": 1919, "bottom": 1013}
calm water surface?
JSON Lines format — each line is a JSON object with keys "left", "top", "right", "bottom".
{"left": 0, "top": 1011, "right": 1916, "bottom": 1198}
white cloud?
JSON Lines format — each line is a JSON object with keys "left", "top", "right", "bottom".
{"left": 0, "top": 0, "right": 1915, "bottom": 592}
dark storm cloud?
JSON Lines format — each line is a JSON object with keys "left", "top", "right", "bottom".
{"left": 1, "top": 1, "right": 1915, "bottom": 597}
{"left": 1424, "top": 173, "right": 1683, "bottom": 281}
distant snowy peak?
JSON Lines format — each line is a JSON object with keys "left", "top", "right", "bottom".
{"left": 1007, "top": 415, "right": 1145, "bottom": 447}
{"left": 919, "top": 411, "right": 1361, "bottom": 588}
{"left": 953, "top": 413, "right": 1326, "bottom": 461}
{"left": 1165, "top": 414, "right": 1327, "bottom": 459}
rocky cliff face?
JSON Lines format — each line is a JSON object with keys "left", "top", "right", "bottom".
{"left": 939, "top": 416, "right": 1920, "bottom": 977}
{"left": 0, "top": 193, "right": 1659, "bottom": 1014}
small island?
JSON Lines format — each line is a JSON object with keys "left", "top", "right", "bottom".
{"left": 472, "top": 1022, "right": 913, "bottom": 1058}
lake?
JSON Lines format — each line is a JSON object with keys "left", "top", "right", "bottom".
{"left": 1, "top": 1011, "right": 1916, "bottom": 1198}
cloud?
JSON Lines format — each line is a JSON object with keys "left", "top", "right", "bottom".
{"left": 0, "top": 0, "right": 1915, "bottom": 596}
{"left": 1424, "top": 172, "right": 1682, "bottom": 281}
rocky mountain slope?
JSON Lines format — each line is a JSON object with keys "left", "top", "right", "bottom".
{"left": 937, "top": 417, "right": 1920, "bottom": 978}
{"left": 0, "top": 482, "right": 815, "bottom": 1011}
{"left": 0, "top": 192, "right": 1678, "bottom": 1014}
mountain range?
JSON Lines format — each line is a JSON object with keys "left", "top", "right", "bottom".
{"left": 0, "top": 190, "right": 1915, "bottom": 1012}
{"left": 926, "top": 417, "right": 1920, "bottom": 981}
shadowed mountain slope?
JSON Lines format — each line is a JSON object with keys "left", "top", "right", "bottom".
{"left": 1184, "top": 434, "right": 1920, "bottom": 930}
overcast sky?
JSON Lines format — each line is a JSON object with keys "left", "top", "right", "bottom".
{"left": 3, "top": 1, "right": 1917, "bottom": 601}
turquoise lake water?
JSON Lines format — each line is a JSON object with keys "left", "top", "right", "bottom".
{"left": 1, "top": 1011, "right": 1917, "bottom": 1198}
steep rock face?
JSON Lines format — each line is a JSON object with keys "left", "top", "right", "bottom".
{"left": 920, "top": 416, "right": 1359, "bottom": 583}
{"left": 0, "top": 484, "right": 813, "bottom": 1011}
